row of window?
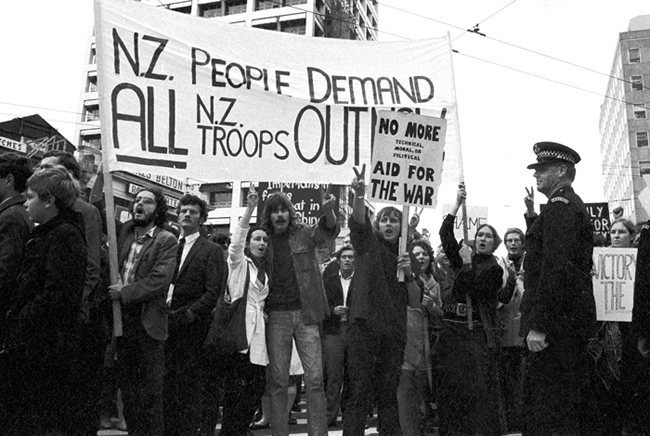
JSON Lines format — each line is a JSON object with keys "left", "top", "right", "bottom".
{"left": 199, "top": 0, "right": 307, "bottom": 17}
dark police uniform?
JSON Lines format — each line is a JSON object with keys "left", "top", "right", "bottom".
{"left": 520, "top": 142, "right": 597, "bottom": 436}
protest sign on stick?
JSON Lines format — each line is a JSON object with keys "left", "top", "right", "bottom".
{"left": 370, "top": 111, "right": 446, "bottom": 209}
{"left": 592, "top": 247, "right": 636, "bottom": 322}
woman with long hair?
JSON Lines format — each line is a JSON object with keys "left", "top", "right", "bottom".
{"left": 218, "top": 187, "right": 270, "bottom": 436}
{"left": 435, "top": 183, "right": 507, "bottom": 436}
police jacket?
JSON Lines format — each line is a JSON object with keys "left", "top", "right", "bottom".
{"left": 520, "top": 186, "right": 597, "bottom": 341}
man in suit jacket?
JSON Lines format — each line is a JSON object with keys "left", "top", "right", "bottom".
{"left": 0, "top": 152, "right": 32, "bottom": 428}
{"left": 109, "top": 187, "right": 177, "bottom": 436}
{"left": 163, "top": 194, "right": 226, "bottom": 436}
{"left": 322, "top": 245, "right": 355, "bottom": 428}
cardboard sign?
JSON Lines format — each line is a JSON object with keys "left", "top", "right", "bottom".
{"left": 592, "top": 247, "right": 636, "bottom": 322}
{"left": 585, "top": 202, "right": 610, "bottom": 237}
{"left": 94, "top": 0, "right": 460, "bottom": 184}
{"left": 441, "top": 204, "right": 488, "bottom": 242}
{"left": 257, "top": 182, "right": 340, "bottom": 227}
{"left": 370, "top": 111, "right": 446, "bottom": 208}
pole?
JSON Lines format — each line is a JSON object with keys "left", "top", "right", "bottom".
{"left": 103, "top": 168, "right": 123, "bottom": 337}
{"left": 397, "top": 205, "right": 410, "bottom": 281}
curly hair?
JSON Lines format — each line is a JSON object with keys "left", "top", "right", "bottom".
{"left": 177, "top": 193, "right": 209, "bottom": 221}
{"left": 410, "top": 239, "right": 434, "bottom": 276}
{"left": 134, "top": 187, "right": 168, "bottom": 227}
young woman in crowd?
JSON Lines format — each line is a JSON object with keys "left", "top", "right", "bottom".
{"left": 6, "top": 166, "right": 88, "bottom": 435}
{"left": 218, "top": 187, "right": 270, "bottom": 436}
{"left": 397, "top": 239, "right": 443, "bottom": 436}
{"left": 436, "top": 183, "right": 507, "bottom": 436}
{"left": 343, "top": 165, "right": 415, "bottom": 436}
{"left": 591, "top": 217, "right": 649, "bottom": 435}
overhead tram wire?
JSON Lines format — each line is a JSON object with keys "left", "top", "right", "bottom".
{"left": 451, "top": 0, "right": 520, "bottom": 42}
{"left": 377, "top": 1, "right": 650, "bottom": 92}
{"left": 0, "top": 3, "right": 642, "bottom": 124}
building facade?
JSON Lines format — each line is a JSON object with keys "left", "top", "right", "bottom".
{"left": 75, "top": 0, "right": 378, "bottom": 233}
{"left": 600, "top": 15, "right": 650, "bottom": 223}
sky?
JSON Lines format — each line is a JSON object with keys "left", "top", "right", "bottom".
{"left": 0, "top": 0, "right": 648, "bottom": 254}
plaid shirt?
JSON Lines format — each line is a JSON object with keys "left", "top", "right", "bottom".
{"left": 121, "top": 227, "right": 156, "bottom": 286}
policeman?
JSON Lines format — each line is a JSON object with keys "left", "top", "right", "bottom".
{"left": 519, "top": 142, "right": 597, "bottom": 436}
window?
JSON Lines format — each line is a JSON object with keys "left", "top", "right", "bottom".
{"left": 89, "top": 47, "right": 96, "bottom": 65}
{"left": 631, "top": 75, "right": 643, "bottom": 91}
{"left": 209, "top": 192, "right": 232, "bottom": 208}
{"left": 81, "top": 135, "right": 101, "bottom": 150}
{"left": 171, "top": 5, "right": 191, "bottom": 14}
{"left": 225, "top": 0, "right": 247, "bottom": 15}
{"left": 281, "top": 19, "right": 306, "bottom": 34}
{"left": 284, "top": 0, "right": 307, "bottom": 4}
{"left": 86, "top": 76, "right": 98, "bottom": 93}
{"left": 638, "top": 132, "right": 649, "bottom": 147}
{"left": 256, "top": 0, "right": 278, "bottom": 10}
{"left": 254, "top": 21, "right": 279, "bottom": 31}
{"left": 201, "top": 2, "right": 223, "bottom": 17}
{"left": 634, "top": 105, "right": 647, "bottom": 119}
{"left": 629, "top": 48, "right": 641, "bottom": 64}
{"left": 84, "top": 106, "right": 100, "bottom": 122}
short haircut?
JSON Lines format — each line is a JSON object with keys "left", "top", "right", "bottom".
{"left": 504, "top": 227, "right": 525, "bottom": 245}
{"left": 0, "top": 152, "right": 32, "bottom": 192}
{"left": 475, "top": 223, "right": 502, "bottom": 252}
{"left": 135, "top": 187, "right": 168, "bottom": 227}
{"left": 336, "top": 245, "right": 355, "bottom": 261}
{"left": 177, "top": 193, "right": 209, "bottom": 221}
{"left": 262, "top": 191, "right": 296, "bottom": 234}
{"left": 42, "top": 150, "right": 82, "bottom": 181}
{"left": 211, "top": 231, "right": 231, "bottom": 246}
{"left": 27, "top": 166, "right": 79, "bottom": 211}
{"left": 372, "top": 206, "right": 403, "bottom": 235}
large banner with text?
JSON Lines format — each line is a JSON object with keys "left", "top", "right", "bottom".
{"left": 94, "top": 0, "right": 460, "bottom": 185}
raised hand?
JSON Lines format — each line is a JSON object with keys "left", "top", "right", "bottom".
{"left": 352, "top": 164, "right": 366, "bottom": 197}
{"left": 247, "top": 185, "right": 259, "bottom": 210}
{"left": 524, "top": 186, "right": 536, "bottom": 216}
{"left": 320, "top": 184, "right": 336, "bottom": 212}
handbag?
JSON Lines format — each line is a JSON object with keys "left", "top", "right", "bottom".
{"left": 204, "top": 266, "right": 250, "bottom": 356}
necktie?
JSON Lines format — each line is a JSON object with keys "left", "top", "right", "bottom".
{"left": 172, "top": 237, "right": 185, "bottom": 283}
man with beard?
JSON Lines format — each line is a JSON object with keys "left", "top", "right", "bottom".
{"left": 262, "top": 189, "right": 339, "bottom": 436}
{"left": 520, "top": 142, "right": 597, "bottom": 436}
{"left": 163, "top": 194, "right": 225, "bottom": 436}
{"left": 109, "top": 187, "right": 177, "bottom": 436}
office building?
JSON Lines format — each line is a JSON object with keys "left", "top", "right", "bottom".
{"left": 599, "top": 15, "right": 650, "bottom": 222}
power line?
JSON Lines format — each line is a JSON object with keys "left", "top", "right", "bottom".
{"left": 451, "top": 0, "right": 519, "bottom": 42}
{"left": 0, "top": 101, "right": 84, "bottom": 117}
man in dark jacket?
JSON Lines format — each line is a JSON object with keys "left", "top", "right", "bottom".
{"left": 520, "top": 142, "right": 597, "bottom": 436}
{"left": 164, "top": 194, "right": 225, "bottom": 436}
{"left": 322, "top": 245, "right": 355, "bottom": 427}
{"left": 109, "top": 187, "right": 177, "bottom": 436}
{"left": 0, "top": 152, "right": 32, "bottom": 430}
{"left": 0, "top": 152, "right": 32, "bottom": 341}
{"left": 262, "top": 189, "right": 339, "bottom": 436}
{"left": 9, "top": 166, "right": 88, "bottom": 435}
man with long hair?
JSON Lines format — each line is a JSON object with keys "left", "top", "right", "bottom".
{"left": 262, "top": 189, "right": 339, "bottom": 436}
{"left": 109, "top": 187, "right": 177, "bottom": 435}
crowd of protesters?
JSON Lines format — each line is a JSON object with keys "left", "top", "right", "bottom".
{"left": 2, "top": 141, "right": 650, "bottom": 436}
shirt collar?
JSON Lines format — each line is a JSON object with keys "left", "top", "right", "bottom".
{"left": 183, "top": 231, "right": 200, "bottom": 244}
{"left": 339, "top": 270, "right": 354, "bottom": 281}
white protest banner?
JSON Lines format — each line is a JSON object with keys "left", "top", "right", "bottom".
{"left": 369, "top": 111, "right": 446, "bottom": 208}
{"left": 592, "top": 247, "right": 636, "bottom": 322}
{"left": 94, "top": 0, "right": 462, "bottom": 185}
{"left": 441, "top": 204, "right": 488, "bottom": 242}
